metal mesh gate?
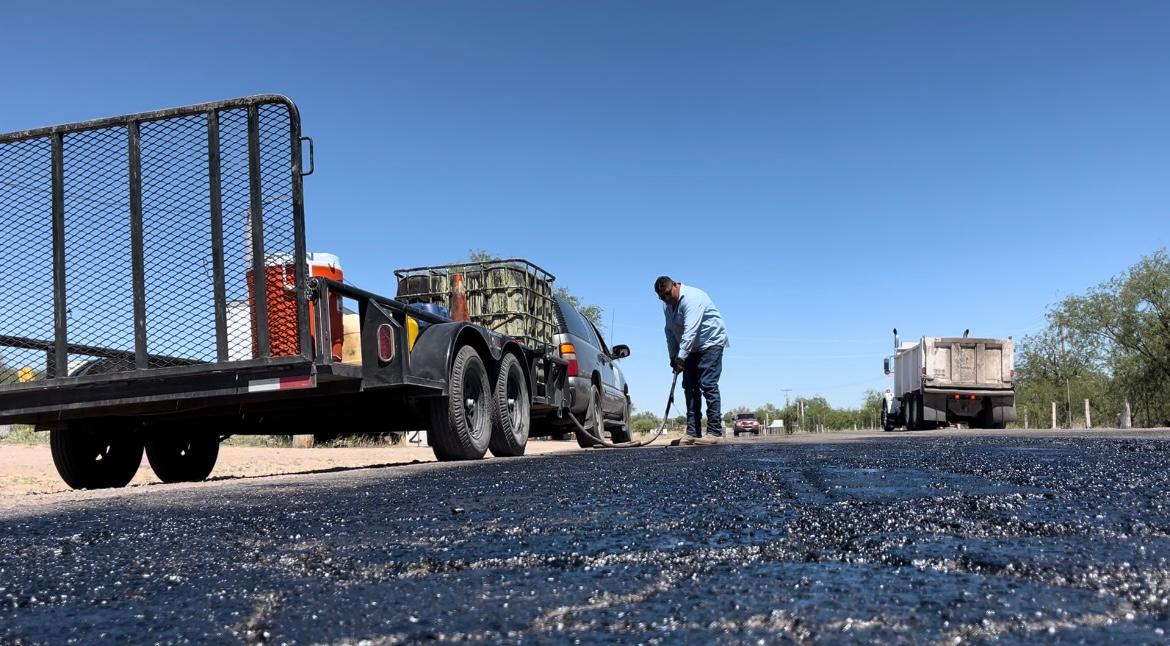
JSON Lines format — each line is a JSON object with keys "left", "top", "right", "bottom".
{"left": 0, "top": 96, "right": 308, "bottom": 387}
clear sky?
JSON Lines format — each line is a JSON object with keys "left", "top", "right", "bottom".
{"left": 3, "top": 1, "right": 1168, "bottom": 413}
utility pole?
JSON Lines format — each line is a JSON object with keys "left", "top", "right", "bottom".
{"left": 782, "top": 389, "right": 792, "bottom": 409}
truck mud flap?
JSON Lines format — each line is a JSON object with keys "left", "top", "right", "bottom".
{"left": 990, "top": 398, "right": 1017, "bottom": 424}
{"left": 921, "top": 393, "right": 948, "bottom": 423}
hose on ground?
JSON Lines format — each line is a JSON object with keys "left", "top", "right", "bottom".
{"left": 566, "top": 371, "right": 679, "bottom": 448}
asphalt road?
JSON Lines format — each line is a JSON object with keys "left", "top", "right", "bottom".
{"left": 3, "top": 429, "right": 1170, "bottom": 644}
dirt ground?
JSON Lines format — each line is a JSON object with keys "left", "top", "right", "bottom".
{"left": 0, "top": 438, "right": 585, "bottom": 509}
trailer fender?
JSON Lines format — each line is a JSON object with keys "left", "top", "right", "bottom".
{"left": 410, "top": 323, "right": 524, "bottom": 395}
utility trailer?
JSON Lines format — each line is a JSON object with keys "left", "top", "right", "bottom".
{"left": 880, "top": 328, "right": 1017, "bottom": 431}
{"left": 0, "top": 95, "right": 574, "bottom": 489}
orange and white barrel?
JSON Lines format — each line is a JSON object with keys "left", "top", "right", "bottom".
{"left": 246, "top": 252, "right": 345, "bottom": 361}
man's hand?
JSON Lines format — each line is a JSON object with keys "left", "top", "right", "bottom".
{"left": 671, "top": 357, "right": 685, "bottom": 373}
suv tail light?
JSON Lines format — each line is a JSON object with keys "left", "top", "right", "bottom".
{"left": 560, "top": 343, "right": 578, "bottom": 377}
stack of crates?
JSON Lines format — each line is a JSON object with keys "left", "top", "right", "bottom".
{"left": 394, "top": 259, "right": 557, "bottom": 348}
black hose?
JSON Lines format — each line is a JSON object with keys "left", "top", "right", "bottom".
{"left": 566, "top": 371, "right": 679, "bottom": 448}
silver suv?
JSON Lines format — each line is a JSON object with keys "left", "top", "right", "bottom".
{"left": 535, "top": 297, "right": 632, "bottom": 446}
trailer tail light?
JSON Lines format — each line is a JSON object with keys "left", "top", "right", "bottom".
{"left": 377, "top": 324, "right": 395, "bottom": 363}
{"left": 954, "top": 394, "right": 961, "bottom": 400}
{"left": 969, "top": 395, "right": 977, "bottom": 400}
{"left": 560, "top": 343, "right": 579, "bottom": 377}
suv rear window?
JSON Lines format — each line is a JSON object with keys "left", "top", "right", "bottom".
{"left": 736, "top": 413, "right": 757, "bottom": 420}
{"left": 555, "top": 298, "right": 599, "bottom": 346}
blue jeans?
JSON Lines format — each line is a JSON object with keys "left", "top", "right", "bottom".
{"left": 682, "top": 346, "right": 723, "bottom": 437}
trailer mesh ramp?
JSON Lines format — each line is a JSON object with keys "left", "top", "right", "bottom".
{"left": 0, "top": 96, "right": 308, "bottom": 387}
{"left": 395, "top": 260, "right": 556, "bottom": 347}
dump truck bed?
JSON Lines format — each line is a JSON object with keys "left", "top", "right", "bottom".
{"left": 894, "top": 337, "right": 1014, "bottom": 396}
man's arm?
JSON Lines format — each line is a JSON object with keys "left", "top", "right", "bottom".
{"left": 664, "top": 307, "right": 679, "bottom": 359}
{"left": 675, "top": 297, "right": 703, "bottom": 361}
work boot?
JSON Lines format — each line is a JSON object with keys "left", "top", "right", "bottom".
{"left": 694, "top": 435, "right": 724, "bottom": 446}
{"left": 670, "top": 435, "right": 698, "bottom": 446}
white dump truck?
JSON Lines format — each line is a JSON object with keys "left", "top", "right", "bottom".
{"left": 881, "top": 329, "right": 1017, "bottom": 431}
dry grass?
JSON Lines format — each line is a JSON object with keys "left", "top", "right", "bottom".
{"left": 0, "top": 425, "right": 47, "bottom": 446}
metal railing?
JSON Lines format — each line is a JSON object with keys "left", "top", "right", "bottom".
{"left": 394, "top": 259, "right": 557, "bottom": 348}
{"left": 0, "top": 95, "right": 309, "bottom": 387}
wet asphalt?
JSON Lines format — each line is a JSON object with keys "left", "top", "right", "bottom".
{"left": 3, "top": 430, "right": 1170, "bottom": 644}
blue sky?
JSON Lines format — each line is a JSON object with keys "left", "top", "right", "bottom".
{"left": 3, "top": 1, "right": 1169, "bottom": 412}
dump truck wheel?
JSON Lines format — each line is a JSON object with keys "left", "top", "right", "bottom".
{"left": 50, "top": 426, "right": 144, "bottom": 490}
{"left": 576, "top": 385, "right": 606, "bottom": 448}
{"left": 430, "top": 344, "right": 491, "bottom": 461}
{"left": 907, "top": 395, "right": 920, "bottom": 430}
{"left": 146, "top": 434, "right": 220, "bottom": 483}
{"left": 489, "top": 353, "right": 529, "bottom": 457}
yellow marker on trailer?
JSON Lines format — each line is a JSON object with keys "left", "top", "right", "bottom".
{"left": 406, "top": 316, "right": 420, "bottom": 351}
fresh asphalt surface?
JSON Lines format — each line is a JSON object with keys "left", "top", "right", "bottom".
{"left": 3, "top": 430, "right": 1170, "bottom": 644}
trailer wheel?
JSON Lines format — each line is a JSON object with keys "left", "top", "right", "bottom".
{"left": 907, "top": 395, "right": 920, "bottom": 430}
{"left": 430, "top": 344, "right": 492, "bottom": 461}
{"left": 489, "top": 353, "right": 530, "bottom": 457}
{"left": 611, "top": 396, "right": 633, "bottom": 444}
{"left": 50, "top": 426, "right": 144, "bottom": 489}
{"left": 575, "top": 385, "right": 606, "bottom": 448}
{"left": 146, "top": 434, "right": 220, "bottom": 483}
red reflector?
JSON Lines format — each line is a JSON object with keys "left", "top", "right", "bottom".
{"left": 954, "top": 394, "right": 961, "bottom": 400}
{"left": 970, "top": 395, "right": 977, "bottom": 400}
{"left": 377, "top": 324, "right": 395, "bottom": 362}
{"left": 567, "top": 358, "right": 579, "bottom": 377}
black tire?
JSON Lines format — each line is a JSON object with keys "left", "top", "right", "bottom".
{"left": 489, "top": 353, "right": 530, "bottom": 457}
{"left": 146, "top": 434, "right": 220, "bottom": 483}
{"left": 50, "top": 426, "right": 144, "bottom": 489}
{"left": 575, "top": 385, "right": 605, "bottom": 448}
{"left": 907, "top": 395, "right": 920, "bottom": 431}
{"left": 610, "top": 396, "right": 633, "bottom": 444}
{"left": 429, "top": 345, "right": 492, "bottom": 461}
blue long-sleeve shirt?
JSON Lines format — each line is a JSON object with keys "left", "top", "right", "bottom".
{"left": 664, "top": 284, "right": 729, "bottom": 361}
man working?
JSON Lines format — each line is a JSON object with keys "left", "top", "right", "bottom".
{"left": 655, "top": 276, "right": 730, "bottom": 446}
